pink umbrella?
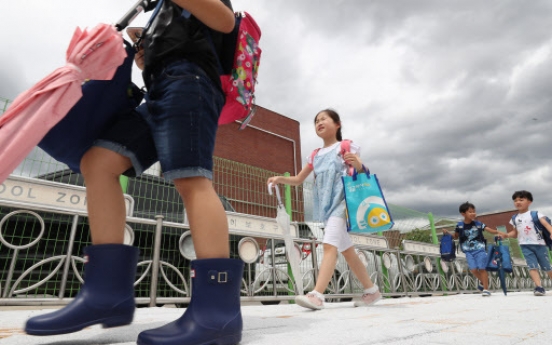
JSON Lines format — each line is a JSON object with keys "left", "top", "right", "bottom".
{"left": 0, "top": 23, "right": 127, "bottom": 183}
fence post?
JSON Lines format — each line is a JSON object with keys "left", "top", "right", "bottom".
{"left": 376, "top": 231, "right": 390, "bottom": 293}
{"left": 119, "top": 175, "right": 129, "bottom": 193}
{"left": 58, "top": 215, "right": 80, "bottom": 299}
{"left": 283, "top": 173, "right": 296, "bottom": 301}
{"left": 429, "top": 212, "right": 448, "bottom": 292}
{"left": 149, "top": 215, "right": 164, "bottom": 307}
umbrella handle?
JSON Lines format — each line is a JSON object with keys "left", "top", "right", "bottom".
{"left": 115, "top": 0, "right": 151, "bottom": 31}
{"left": 267, "top": 183, "right": 283, "bottom": 206}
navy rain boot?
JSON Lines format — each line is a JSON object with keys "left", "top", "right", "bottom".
{"left": 137, "top": 258, "right": 244, "bottom": 345}
{"left": 25, "top": 244, "right": 139, "bottom": 335}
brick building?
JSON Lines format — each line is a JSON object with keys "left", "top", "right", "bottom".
{"left": 214, "top": 106, "right": 301, "bottom": 175}
{"left": 476, "top": 209, "right": 517, "bottom": 232}
{"left": 212, "top": 106, "right": 303, "bottom": 219}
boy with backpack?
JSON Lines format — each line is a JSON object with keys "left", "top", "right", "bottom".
{"left": 502, "top": 190, "right": 552, "bottom": 296}
{"left": 443, "top": 202, "right": 503, "bottom": 296}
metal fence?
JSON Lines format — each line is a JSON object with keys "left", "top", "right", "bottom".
{"left": 0, "top": 173, "right": 546, "bottom": 307}
{"left": 0, "top": 106, "right": 544, "bottom": 305}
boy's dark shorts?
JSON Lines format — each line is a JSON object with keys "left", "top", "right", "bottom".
{"left": 94, "top": 59, "right": 224, "bottom": 181}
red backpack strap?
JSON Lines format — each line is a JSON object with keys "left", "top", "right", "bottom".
{"left": 308, "top": 148, "right": 321, "bottom": 170}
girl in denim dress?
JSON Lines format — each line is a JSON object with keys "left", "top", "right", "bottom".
{"left": 268, "top": 109, "right": 381, "bottom": 310}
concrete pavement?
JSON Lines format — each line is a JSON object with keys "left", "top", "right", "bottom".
{"left": 1, "top": 292, "right": 550, "bottom": 345}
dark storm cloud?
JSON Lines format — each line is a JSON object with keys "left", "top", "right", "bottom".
{"left": 2, "top": 0, "right": 552, "bottom": 220}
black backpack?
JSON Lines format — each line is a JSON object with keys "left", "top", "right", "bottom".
{"left": 440, "top": 233, "right": 456, "bottom": 262}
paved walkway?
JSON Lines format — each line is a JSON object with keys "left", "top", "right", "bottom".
{"left": 1, "top": 292, "right": 550, "bottom": 344}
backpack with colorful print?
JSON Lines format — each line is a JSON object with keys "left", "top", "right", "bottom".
{"left": 211, "top": 12, "right": 262, "bottom": 129}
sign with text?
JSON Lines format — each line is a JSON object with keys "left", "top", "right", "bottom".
{"left": 226, "top": 212, "right": 298, "bottom": 238}
{"left": 349, "top": 233, "right": 389, "bottom": 250}
{"left": 0, "top": 175, "right": 134, "bottom": 216}
{"left": 402, "top": 241, "right": 440, "bottom": 255}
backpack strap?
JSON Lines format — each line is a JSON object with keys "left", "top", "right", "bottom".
{"left": 308, "top": 148, "right": 321, "bottom": 170}
{"left": 474, "top": 221, "right": 487, "bottom": 247}
{"left": 456, "top": 222, "right": 464, "bottom": 243}
{"left": 531, "top": 210, "right": 540, "bottom": 230}
{"left": 511, "top": 214, "right": 517, "bottom": 229}
{"left": 131, "top": 0, "right": 164, "bottom": 50}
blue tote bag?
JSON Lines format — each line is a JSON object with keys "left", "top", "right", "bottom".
{"left": 38, "top": 42, "right": 143, "bottom": 173}
{"left": 342, "top": 169, "right": 394, "bottom": 233}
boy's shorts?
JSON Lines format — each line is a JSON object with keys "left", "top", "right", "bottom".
{"left": 323, "top": 216, "right": 354, "bottom": 253}
{"left": 521, "top": 245, "right": 552, "bottom": 271}
{"left": 465, "top": 248, "right": 487, "bottom": 270}
{"left": 94, "top": 59, "right": 224, "bottom": 181}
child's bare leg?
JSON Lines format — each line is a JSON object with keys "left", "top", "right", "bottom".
{"left": 173, "top": 176, "right": 229, "bottom": 258}
{"left": 529, "top": 269, "right": 542, "bottom": 287}
{"left": 470, "top": 269, "right": 487, "bottom": 289}
{"left": 81, "top": 147, "right": 132, "bottom": 244}
{"left": 478, "top": 269, "right": 489, "bottom": 290}
{"left": 313, "top": 243, "right": 338, "bottom": 293}
{"left": 341, "top": 246, "right": 374, "bottom": 289}
{"left": 24, "top": 147, "right": 138, "bottom": 336}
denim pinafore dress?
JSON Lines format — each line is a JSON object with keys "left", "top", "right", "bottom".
{"left": 312, "top": 144, "right": 347, "bottom": 225}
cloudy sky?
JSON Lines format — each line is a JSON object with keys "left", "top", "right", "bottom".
{"left": 1, "top": 0, "right": 552, "bottom": 219}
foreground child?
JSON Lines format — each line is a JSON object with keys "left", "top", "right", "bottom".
{"left": 25, "top": 1, "right": 242, "bottom": 344}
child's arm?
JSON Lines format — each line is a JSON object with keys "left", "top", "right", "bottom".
{"left": 442, "top": 229, "right": 459, "bottom": 240}
{"left": 343, "top": 152, "right": 368, "bottom": 173}
{"left": 484, "top": 226, "right": 505, "bottom": 237}
{"left": 173, "top": 0, "right": 235, "bottom": 33}
{"left": 538, "top": 217, "right": 552, "bottom": 239}
{"left": 501, "top": 224, "right": 518, "bottom": 239}
{"left": 267, "top": 165, "right": 313, "bottom": 187}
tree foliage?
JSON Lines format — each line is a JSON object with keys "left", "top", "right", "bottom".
{"left": 401, "top": 228, "right": 433, "bottom": 244}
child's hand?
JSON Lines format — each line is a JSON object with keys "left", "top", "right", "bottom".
{"left": 134, "top": 47, "right": 145, "bottom": 70}
{"left": 343, "top": 152, "right": 363, "bottom": 171}
{"left": 267, "top": 176, "right": 282, "bottom": 185}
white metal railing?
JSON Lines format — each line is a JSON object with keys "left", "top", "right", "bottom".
{"left": 0, "top": 175, "right": 542, "bottom": 306}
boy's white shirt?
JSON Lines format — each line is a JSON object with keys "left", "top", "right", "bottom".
{"left": 509, "top": 210, "right": 547, "bottom": 245}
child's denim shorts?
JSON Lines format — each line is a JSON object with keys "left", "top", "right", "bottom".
{"left": 521, "top": 245, "right": 552, "bottom": 271}
{"left": 94, "top": 59, "right": 224, "bottom": 181}
{"left": 465, "top": 248, "right": 487, "bottom": 270}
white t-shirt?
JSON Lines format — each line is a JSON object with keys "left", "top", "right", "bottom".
{"left": 307, "top": 142, "right": 362, "bottom": 173}
{"left": 509, "top": 211, "right": 547, "bottom": 245}
{"left": 307, "top": 142, "right": 339, "bottom": 166}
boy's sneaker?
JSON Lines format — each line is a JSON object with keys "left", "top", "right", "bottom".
{"left": 482, "top": 290, "right": 491, "bottom": 297}
{"left": 354, "top": 290, "right": 382, "bottom": 307}
{"left": 477, "top": 282, "right": 484, "bottom": 292}
{"left": 534, "top": 286, "right": 546, "bottom": 296}
{"left": 295, "top": 292, "right": 324, "bottom": 310}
